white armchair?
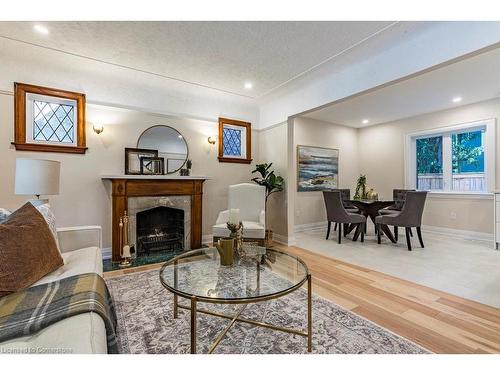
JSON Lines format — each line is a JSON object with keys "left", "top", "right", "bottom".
{"left": 213, "top": 183, "right": 266, "bottom": 243}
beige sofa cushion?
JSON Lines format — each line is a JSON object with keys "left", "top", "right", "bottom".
{"left": 0, "top": 246, "right": 106, "bottom": 354}
{"left": 0, "top": 312, "right": 107, "bottom": 354}
{"left": 33, "top": 246, "right": 102, "bottom": 287}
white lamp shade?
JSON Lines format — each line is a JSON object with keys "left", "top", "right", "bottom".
{"left": 15, "top": 159, "right": 61, "bottom": 196}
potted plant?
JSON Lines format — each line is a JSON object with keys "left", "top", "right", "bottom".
{"left": 180, "top": 159, "right": 192, "bottom": 176}
{"left": 353, "top": 174, "right": 367, "bottom": 200}
{"left": 251, "top": 163, "right": 285, "bottom": 247}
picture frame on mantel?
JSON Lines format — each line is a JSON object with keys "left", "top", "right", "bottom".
{"left": 218, "top": 117, "right": 252, "bottom": 164}
{"left": 125, "top": 147, "right": 158, "bottom": 175}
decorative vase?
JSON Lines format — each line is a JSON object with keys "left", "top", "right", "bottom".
{"left": 366, "top": 188, "right": 379, "bottom": 201}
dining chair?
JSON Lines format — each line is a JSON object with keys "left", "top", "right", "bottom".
{"left": 331, "top": 189, "right": 359, "bottom": 231}
{"left": 323, "top": 191, "right": 366, "bottom": 244}
{"left": 379, "top": 189, "right": 415, "bottom": 241}
{"left": 375, "top": 191, "right": 428, "bottom": 251}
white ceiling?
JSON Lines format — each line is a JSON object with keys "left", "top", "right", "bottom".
{"left": 303, "top": 46, "right": 500, "bottom": 127}
{"left": 0, "top": 21, "right": 396, "bottom": 98}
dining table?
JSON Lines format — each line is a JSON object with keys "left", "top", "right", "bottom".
{"left": 348, "top": 199, "right": 397, "bottom": 242}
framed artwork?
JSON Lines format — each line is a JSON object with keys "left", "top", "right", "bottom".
{"left": 297, "top": 145, "right": 339, "bottom": 192}
{"left": 140, "top": 157, "right": 165, "bottom": 175}
{"left": 167, "top": 158, "right": 185, "bottom": 174}
{"left": 125, "top": 148, "right": 158, "bottom": 175}
{"left": 218, "top": 117, "right": 252, "bottom": 164}
{"left": 12, "top": 82, "right": 87, "bottom": 154}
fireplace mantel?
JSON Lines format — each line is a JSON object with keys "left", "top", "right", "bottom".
{"left": 102, "top": 175, "right": 208, "bottom": 261}
{"left": 102, "top": 174, "right": 209, "bottom": 180}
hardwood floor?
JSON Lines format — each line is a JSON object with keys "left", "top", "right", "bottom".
{"left": 104, "top": 244, "right": 500, "bottom": 354}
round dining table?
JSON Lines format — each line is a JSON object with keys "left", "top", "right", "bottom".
{"left": 348, "top": 199, "right": 397, "bottom": 242}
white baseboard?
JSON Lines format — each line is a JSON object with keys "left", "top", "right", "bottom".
{"left": 421, "top": 225, "right": 493, "bottom": 242}
{"left": 293, "top": 220, "right": 493, "bottom": 243}
{"left": 273, "top": 233, "right": 295, "bottom": 246}
{"left": 202, "top": 234, "right": 212, "bottom": 245}
{"left": 294, "top": 221, "right": 326, "bottom": 233}
{"left": 102, "top": 247, "right": 112, "bottom": 260}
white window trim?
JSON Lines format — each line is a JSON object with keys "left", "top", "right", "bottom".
{"left": 404, "top": 118, "right": 496, "bottom": 195}
{"left": 26, "top": 93, "right": 78, "bottom": 147}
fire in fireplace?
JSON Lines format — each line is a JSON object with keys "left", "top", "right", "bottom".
{"left": 136, "top": 206, "right": 184, "bottom": 256}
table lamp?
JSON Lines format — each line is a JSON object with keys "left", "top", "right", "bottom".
{"left": 15, "top": 158, "right": 61, "bottom": 206}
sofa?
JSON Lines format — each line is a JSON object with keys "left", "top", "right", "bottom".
{"left": 0, "top": 225, "right": 107, "bottom": 354}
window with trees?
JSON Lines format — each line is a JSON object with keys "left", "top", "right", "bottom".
{"left": 407, "top": 120, "right": 495, "bottom": 193}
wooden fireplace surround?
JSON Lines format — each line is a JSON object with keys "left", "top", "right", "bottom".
{"left": 104, "top": 177, "right": 206, "bottom": 261}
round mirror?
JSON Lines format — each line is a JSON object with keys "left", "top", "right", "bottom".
{"left": 137, "top": 125, "right": 188, "bottom": 174}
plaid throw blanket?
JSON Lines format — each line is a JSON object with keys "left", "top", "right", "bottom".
{"left": 0, "top": 273, "right": 118, "bottom": 353}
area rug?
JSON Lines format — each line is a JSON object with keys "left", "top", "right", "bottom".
{"left": 106, "top": 269, "right": 429, "bottom": 354}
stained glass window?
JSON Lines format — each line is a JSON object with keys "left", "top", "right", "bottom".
{"left": 32, "top": 100, "right": 75, "bottom": 143}
{"left": 218, "top": 118, "right": 251, "bottom": 164}
{"left": 222, "top": 127, "right": 242, "bottom": 156}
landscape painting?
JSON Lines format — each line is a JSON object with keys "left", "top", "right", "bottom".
{"left": 297, "top": 145, "right": 339, "bottom": 192}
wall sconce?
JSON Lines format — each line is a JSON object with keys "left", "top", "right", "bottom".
{"left": 93, "top": 124, "right": 104, "bottom": 135}
{"left": 207, "top": 136, "right": 216, "bottom": 145}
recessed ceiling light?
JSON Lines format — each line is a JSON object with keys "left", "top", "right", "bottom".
{"left": 362, "top": 119, "right": 369, "bottom": 124}
{"left": 452, "top": 97, "right": 462, "bottom": 103}
{"left": 33, "top": 24, "right": 49, "bottom": 35}
{"left": 244, "top": 82, "right": 253, "bottom": 90}
{"left": 178, "top": 135, "right": 183, "bottom": 139}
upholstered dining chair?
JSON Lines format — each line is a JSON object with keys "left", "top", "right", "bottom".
{"left": 375, "top": 191, "right": 428, "bottom": 251}
{"left": 212, "top": 183, "right": 266, "bottom": 245}
{"left": 379, "top": 189, "right": 415, "bottom": 241}
{"left": 331, "top": 189, "right": 359, "bottom": 231}
{"left": 323, "top": 191, "right": 366, "bottom": 244}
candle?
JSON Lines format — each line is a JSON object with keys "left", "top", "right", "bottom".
{"left": 228, "top": 208, "right": 240, "bottom": 225}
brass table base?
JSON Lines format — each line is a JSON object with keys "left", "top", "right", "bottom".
{"left": 173, "top": 274, "right": 313, "bottom": 354}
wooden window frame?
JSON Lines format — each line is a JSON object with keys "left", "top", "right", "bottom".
{"left": 218, "top": 117, "right": 252, "bottom": 164}
{"left": 12, "top": 82, "right": 87, "bottom": 154}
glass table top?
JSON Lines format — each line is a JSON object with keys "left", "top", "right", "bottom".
{"left": 159, "top": 248, "right": 309, "bottom": 302}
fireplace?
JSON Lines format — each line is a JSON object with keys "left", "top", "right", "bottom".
{"left": 102, "top": 176, "right": 206, "bottom": 261}
{"left": 136, "top": 206, "right": 184, "bottom": 255}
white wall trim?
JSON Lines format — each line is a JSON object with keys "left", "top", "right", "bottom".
{"left": 427, "top": 192, "right": 493, "bottom": 200}
{"left": 422, "top": 225, "right": 493, "bottom": 243}
{"left": 102, "top": 247, "right": 112, "bottom": 260}
{"left": 294, "top": 221, "right": 327, "bottom": 233}
{"left": 202, "top": 234, "right": 213, "bottom": 246}
{"left": 293, "top": 220, "right": 493, "bottom": 244}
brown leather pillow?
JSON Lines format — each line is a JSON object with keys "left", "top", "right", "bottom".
{"left": 0, "top": 203, "right": 64, "bottom": 297}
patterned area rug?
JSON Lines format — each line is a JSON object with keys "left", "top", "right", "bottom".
{"left": 106, "top": 269, "right": 428, "bottom": 354}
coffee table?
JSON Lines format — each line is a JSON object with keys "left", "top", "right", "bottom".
{"left": 159, "top": 248, "right": 312, "bottom": 354}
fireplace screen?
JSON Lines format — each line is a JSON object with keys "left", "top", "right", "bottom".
{"left": 136, "top": 206, "right": 184, "bottom": 255}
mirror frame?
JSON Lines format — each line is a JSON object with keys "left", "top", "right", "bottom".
{"left": 136, "top": 125, "right": 189, "bottom": 175}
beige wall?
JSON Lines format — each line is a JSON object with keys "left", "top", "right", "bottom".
{"left": 358, "top": 98, "right": 500, "bottom": 234}
{"left": 258, "top": 122, "right": 288, "bottom": 236}
{"left": 0, "top": 94, "right": 259, "bottom": 248}
{"left": 293, "top": 117, "right": 359, "bottom": 226}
